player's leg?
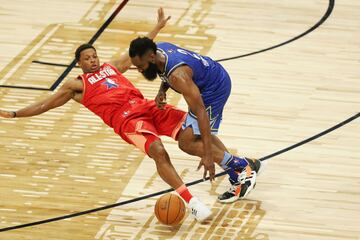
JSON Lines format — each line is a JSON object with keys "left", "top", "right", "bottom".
{"left": 152, "top": 98, "right": 259, "bottom": 202}
{"left": 150, "top": 103, "right": 212, "bottom": 221}
{"left": 122, "top": 113, "right": 211, "bottom": 221}
{"left": 146, "top": 136, "right": 211, "bottom": 222}
{"left": 120, "top": 116, "right": 187, "bottom": 195}
{"left": 178, "top": 102, "right": 262, "bottom": 203}
{"left": 177, "top": 127, "right": 225, "bottom": 164}
{"left": 146, "top": 136, "right": 184, "bottom": 189}
{"left": 178, "top": 114, "right": 261, "bottom": 203}
{"left": 211, "top": 134, "right": 229, "bottom": 152}
{"left": 197, "top": 67, "right": 261, "bottom": 202}
{"left": 151, "top": 100, "right": 254, "bottom": 202}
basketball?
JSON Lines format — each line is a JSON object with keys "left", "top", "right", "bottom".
{"left": 154, "top": 193, "right": 186, "bottom": 226}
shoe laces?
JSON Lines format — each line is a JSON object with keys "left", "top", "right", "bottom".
{"left": 191, "top": 208, "right": 198, "bottom": 216}
{"left": 227, "top": 183, "right": 240, "bottom": 193}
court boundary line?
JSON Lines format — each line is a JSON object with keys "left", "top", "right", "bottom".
{"left": 2, "top": 0, "right": 355, "bottom": 233}
{"left": 31, "top": 60, "right": 137, "bottom": 70}
{"left": 0, "top": 0, "right": 129, "bottom": 90}
{"left": 216, "top": 0, "right": 335, "bottom": 62}
{"left": 1, "top": 0, "right": 333, "bottom": 90}
{"left": 0, "top": 111, "right": 358, "bottom": 232}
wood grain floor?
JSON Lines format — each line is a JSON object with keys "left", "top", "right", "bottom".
{"left": 0, "top": 0, "right": 359, "bottom": 239}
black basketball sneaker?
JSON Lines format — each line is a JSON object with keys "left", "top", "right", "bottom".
{"left": 218, "top": 158, "right": 263, "bottom": 203}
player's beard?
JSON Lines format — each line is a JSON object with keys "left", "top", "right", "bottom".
{"left": 142, "top": 62, "right": 158, "bottom": 81}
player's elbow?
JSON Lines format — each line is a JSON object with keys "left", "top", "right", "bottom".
{"left": 119, "top": 65, "right": 130, "bottom": 73}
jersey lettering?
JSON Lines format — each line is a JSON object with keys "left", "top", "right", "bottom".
{"left": 88, "top": 66, "right": 117, "bottom": 84}
{"left": 177, "top": 49, "right": 209, "bottom": 67}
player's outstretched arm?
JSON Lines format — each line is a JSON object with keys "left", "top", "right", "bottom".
{"left": 111, "top": 7, "right": 171, "bottom": 73}
{"left": 0, "top": 79, "right": 77, "bottom": 119}
{"left": 169, "top": 66, "right": 216, "bottom": 181}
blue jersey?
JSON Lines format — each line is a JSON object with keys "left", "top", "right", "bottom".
{"left": 157, "top": 42, "right": 230, "bottom": 95}
{"left": 156, "top": 42, "right": 232, "bottom": 134}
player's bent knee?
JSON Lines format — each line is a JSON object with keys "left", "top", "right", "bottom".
{"left": 148, "top": 141, "right": 168, "bottom": 161}
{"left": 178, "top": 127, "right": 200, "bottom": 152}
{"left": 178, "top": 139, "right": 190, "bottom": 154}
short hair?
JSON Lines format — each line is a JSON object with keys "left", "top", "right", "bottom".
{"left": 75, "top": 43, "right": 96, "bottom": 61}
{"left": 129, "top": 37, "right": 157, "bottom": 58}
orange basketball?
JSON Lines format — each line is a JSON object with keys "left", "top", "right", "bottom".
{"left": 154, "top": 193, "right": 186, "bottom": 226}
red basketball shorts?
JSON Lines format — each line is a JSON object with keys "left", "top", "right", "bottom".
{"left": 117, "top": 99, "right": 186, "bottom": 155}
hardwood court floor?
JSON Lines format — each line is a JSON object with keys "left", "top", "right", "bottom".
{"left": 0, "top": 0, "right": 359, "bottom": 239}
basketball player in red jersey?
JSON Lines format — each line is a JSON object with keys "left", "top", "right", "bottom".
{"left": 0, "top": 8, "right": 211, "bottom": 222}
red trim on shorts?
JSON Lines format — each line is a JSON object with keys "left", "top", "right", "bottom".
{"left": 172, "top": 113, "right": 187, "bottom": 140}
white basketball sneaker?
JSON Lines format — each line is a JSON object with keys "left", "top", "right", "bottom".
{"left": 218, "top": 158, "right": 263, "bottom": 203}
{"left": 188, "top": 197, "right": 212, "bottom": 222}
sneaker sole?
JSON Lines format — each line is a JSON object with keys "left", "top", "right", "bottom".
{"left": 239, "top": 172, "right": 257, "bottom": 199}
{"left": 198, "top": 211, "right": 212, "bottom": 222}
{"left": 217, "top": 195, "right": 240, "bottom": 203}
{"left": 189, "top": 209, "right": 212, "bottom": 222}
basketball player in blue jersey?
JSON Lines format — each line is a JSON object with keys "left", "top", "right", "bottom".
{"left": 129, "top": 37, "right": 264, "bottom": 203}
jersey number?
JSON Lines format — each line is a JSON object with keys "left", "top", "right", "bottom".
{"left": 177, "top": 49, "right": 209, "bottom": 67}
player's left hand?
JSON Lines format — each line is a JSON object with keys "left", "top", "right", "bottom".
{"left": 0, "top": 110, "right": 15, "bottom": 118}
{"left": 197, "top": 153, "right": 216, "bottom": 182}
{"left": 155, "top": 91, "right": 167, "bottom": 109}
{"left": 156, "top": 7, "right": 171, "bottom": 29}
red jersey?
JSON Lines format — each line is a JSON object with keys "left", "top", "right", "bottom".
{"left": 79, "top": 63, "right": 144, "bottom": 130}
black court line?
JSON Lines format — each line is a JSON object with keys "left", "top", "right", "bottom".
{"left": 0, "top": 112, "right": 358, "bottom": 232}
{"left": 6, "top": 0, "right": 334, "bottom": 90}
{"left": 34, "top": 0, "right": 335, "bottom": 63}
{"left": 0, "top": 85, "right": 51, "bottom": 91}
{"left": 216, "top": 0, "right": 335, "bottom": 62}
{"left": 31, "top": 60, "right": 137, "bottom": 70}
{"left": 1, "top": 0, "right": 353, "bottom": 233}
{"left": 50, "top": 0, "right": 129, "bottom": 91}
{"left": 32, "top": 60, "right": 81, "bottom": 69}
{"left": 0, "top": 0, "right": 129, "bottom": 91}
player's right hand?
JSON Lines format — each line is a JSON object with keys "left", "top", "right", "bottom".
{"left": 0, "top": 110, "right": 15, "bottom": 118}
{"left": 155, "top": 91, "right": 167, "bottom": 109}
{"left": 197, "top": 152, "right": 216, "bottom": 182}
